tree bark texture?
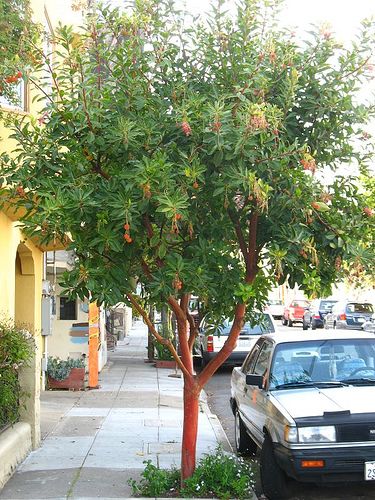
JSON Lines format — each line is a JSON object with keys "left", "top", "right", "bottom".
{"left": 181, "top": 374, "right": 200, "bottom": 482}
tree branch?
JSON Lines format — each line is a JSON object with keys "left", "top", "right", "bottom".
{"left": 227, "top": 208, "right": 251, "bottom": 274}
{"left": 126, "top": 292, "right": 190, "bottom": 377}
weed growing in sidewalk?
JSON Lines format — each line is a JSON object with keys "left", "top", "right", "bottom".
{"left": 128, "top": 447, "right": 256, "bottom": 499}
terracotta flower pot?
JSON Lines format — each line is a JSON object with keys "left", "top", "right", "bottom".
{"left": 154, "top": 360, "right": 177, "bottom": 369}
{"left": 48, "top": 367, "right": 85, "bottom": 390}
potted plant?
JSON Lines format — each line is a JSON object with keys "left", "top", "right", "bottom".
{"left": 154, "top": 343, "right": 177, "bottom": 369}
{"left": 47, "top": 356, "right": 85, "bottom": 390}
{"left": 153, "top": 323, "right": 177, "bottom": 369}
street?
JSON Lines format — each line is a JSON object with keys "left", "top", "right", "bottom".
{"left": 204, "top": 323, "right": 375, "bottom": 500}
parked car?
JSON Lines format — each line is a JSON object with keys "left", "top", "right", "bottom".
{"left": 266, "top": 299, "right": 284, "bottom": 320}
{"left": 230, "top": 331, "right": 375, "bottom": 500}
{"left": 302, "top": 298, "right": 338, "bottom": 330}
{"left": 324, "top": 301, "right": 374, "bottom": 330}
{"left": 198, "top": 312, "right": 276, "bottom": 367}
{"left": 282, "top": 299, "right": 310, "bottom": 327}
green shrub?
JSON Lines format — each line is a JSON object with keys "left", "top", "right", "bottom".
{"left": 47, "top": 356, "right": 85, "bottom": 381}
{"left": 0, "top": 319, "right": 35, "bottom": 428}
{"left": 128, "top": 460, "right": 180, "bottom": 497}
{"left": 128, "top": 448, "right": 256, "bottom": 499}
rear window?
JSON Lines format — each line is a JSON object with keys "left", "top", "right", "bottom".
{"left": 291, "top": 301, "right": 309, "bottom": 308}
{"left": 346, "top": 303, "right": 373, "bottom": 314}
{"left": 218, "top": 314, "right": 275, "bottom": 336}
{"left": 320, "top": 300, "right": 337, "bottom": 311}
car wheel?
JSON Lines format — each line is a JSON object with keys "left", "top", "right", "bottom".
{"left": 282, "top": 317, "right": 287, "bottom": 326}
{"left": 260, "top": 434, "right": 289, "bottom": 500}
{"left": 302, "top": 320, "right": 308, "bottom": 330}
{"left": 288, "top": 319, "right": 293, "bottom": 327}
{"left": 311, "top": 320, "right": 317, "bottom": 330}
{"left": 235, "top": 408, "right": 257, "bottom": 455}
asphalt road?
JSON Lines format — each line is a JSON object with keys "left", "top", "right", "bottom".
{"left": 203, "top": 322, "right": 375, "bottom": 500}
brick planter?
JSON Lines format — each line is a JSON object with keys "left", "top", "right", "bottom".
{"left": 154, "top": 360, "right": 177, "bottom": 369}
{"left": 47, "top": 368, "right": 85, "bottom": 390}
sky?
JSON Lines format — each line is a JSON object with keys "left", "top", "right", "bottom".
{"left": 184, "top": 0, "right": 375, "bottom": 38}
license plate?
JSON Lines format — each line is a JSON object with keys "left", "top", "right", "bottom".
{"left": 357, "top": 318, "right": 365, "bottom": 323}
{"left": 365, "top": 461, "right": 375, "bottom": 480}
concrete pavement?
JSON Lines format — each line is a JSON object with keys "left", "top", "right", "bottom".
{"left": 0, "top": 320, "right": 234, "bottom": 500}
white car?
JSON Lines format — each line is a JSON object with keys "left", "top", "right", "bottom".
{"left": 266, "top": 299, "right": 284, "bottom": 320}
{"left": 230, "top": 331, "right": 375, "bottom": 499}
{"left": 198, "top": 312, "right": 276, "bottom": 367}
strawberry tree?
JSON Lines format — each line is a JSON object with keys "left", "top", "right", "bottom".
{"left": 0, "top": 0, "right": 40, "bottom": 106}
{"left": 1, "top": 0, "right": 375, "bottom": 483}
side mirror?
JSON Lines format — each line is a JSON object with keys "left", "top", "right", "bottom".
{"left": 246, "top": 374, "right": 263, "bottom": 388}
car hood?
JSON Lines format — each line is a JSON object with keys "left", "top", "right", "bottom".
{"left": 272, "top": 386, "right": 375, "bottom": 418}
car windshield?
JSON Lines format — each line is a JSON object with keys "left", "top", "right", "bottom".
{"left": 218, "top": 314, "right": 275, "bottom": 336}
{"left": 320, "top": 300, "right": 337, "bottom": 311}
{"left": 269, "top": 338, "right": 375, "bottom": 390}
{"left": 346, "top": 303, "right": 373, "bottom": 314}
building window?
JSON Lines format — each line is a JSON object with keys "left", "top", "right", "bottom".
{"left": 0, "top": 80, "right": 26, "bottom": 111}
{"left": 59, "top": 297, "right": 77, "bottom": 320}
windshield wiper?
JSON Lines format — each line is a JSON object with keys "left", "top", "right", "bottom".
{"left": 274, "top": 381, "right": 317, "bottom": 389}
{"left": 274, "top": 380, "right": 349, "bottom": 390}
{"left": 341, "top": 378, "right": 375, "bottom": 385}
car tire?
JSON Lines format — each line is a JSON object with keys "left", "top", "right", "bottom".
{"left": 311, "top": 320, "right": 317, "bottom": 330}
{"left": 288, "top": 319, "right": 293, "bottom": 327}
{"left": 302, "top": 320, "right": 308, "bottom": 330}
{"left": 282, "top": 317, "right": 287, "bottom": 326}
{"left": 260, "top": 434, "right": 289, "bottom": 500}
{"left": 235, "top": 408, "right": 257, "bottom": 455}
{"left": 200, "top": 351, "right": 207, "bottom": 368}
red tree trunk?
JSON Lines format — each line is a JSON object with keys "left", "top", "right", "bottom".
{"left": 181, "top": 374, "right": 200, "bottom": 482}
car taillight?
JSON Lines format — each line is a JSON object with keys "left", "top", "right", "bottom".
{"left": 313, "top": 314, "right": 320, "bottom": 319}
{"left": 207, "top": 335, "right": 214, "bottom": 352}
{"left": 339, "top": 313, "right": 346, "bottom": 320}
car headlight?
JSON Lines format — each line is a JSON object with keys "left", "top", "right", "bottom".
{"left": 285, "top": 425, "right": 336, "bottom": 443}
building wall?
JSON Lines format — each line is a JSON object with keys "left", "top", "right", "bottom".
{"left": 46, "top": 283, "right": 107, "bottom": 372}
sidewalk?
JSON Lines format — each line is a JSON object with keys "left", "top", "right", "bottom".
{"left": 0, "top": 321, "right": 233, "bottom": 500}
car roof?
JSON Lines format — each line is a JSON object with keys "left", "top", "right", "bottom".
{"left": 260, "top": 330, "right": 375, "bottom": 345}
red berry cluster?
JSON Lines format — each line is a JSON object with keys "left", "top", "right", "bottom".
{"left": 363, "top": 207, "right": 374, "bottom": 217}
{"left": 172, "top": 273, "right": 183, "bottom": 291}
{"left": 5, "top": 71, "right": 22, "bottom": 84}
{"left": 300, "top": 157, "right": 316, "bottom": 173}
{"left": 180, "top": 121, "right": 192, "bottom": 136}
{"left": 123, "top": 222, "right": 132, "bottom": 243}
{"left": 141, "top": 182, "right": 151, "bottom": 199}
{"left": 16, "top": 185, "right": 26, "bottom": 197}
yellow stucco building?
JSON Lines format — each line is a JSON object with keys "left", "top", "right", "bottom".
{"left": 0, "top": 0, "right": 84, "bottom": 488}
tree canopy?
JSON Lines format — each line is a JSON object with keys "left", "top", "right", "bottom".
{"left": 2, "top": 0, "right": 374, "bottom": 309}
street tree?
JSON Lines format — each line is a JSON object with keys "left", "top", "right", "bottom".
{"left": 1, "top": 0, "right": 375, "bottom": 482}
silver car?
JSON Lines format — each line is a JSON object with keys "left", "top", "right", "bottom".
{"left": 198, "top": 312, "right": 276, "bottom": 367}
{"left": 324, "top": 300, "right": 374, "bottom": 330}
{"left": 230, "top": 331, "right": 375, "bottom": 500}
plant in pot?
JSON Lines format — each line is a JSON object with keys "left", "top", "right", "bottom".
{"left": 153, "top": 326, "right": 176, "bottom": 369}
{"left": 47, "top": 356, "right": 85, "bottom": 390}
